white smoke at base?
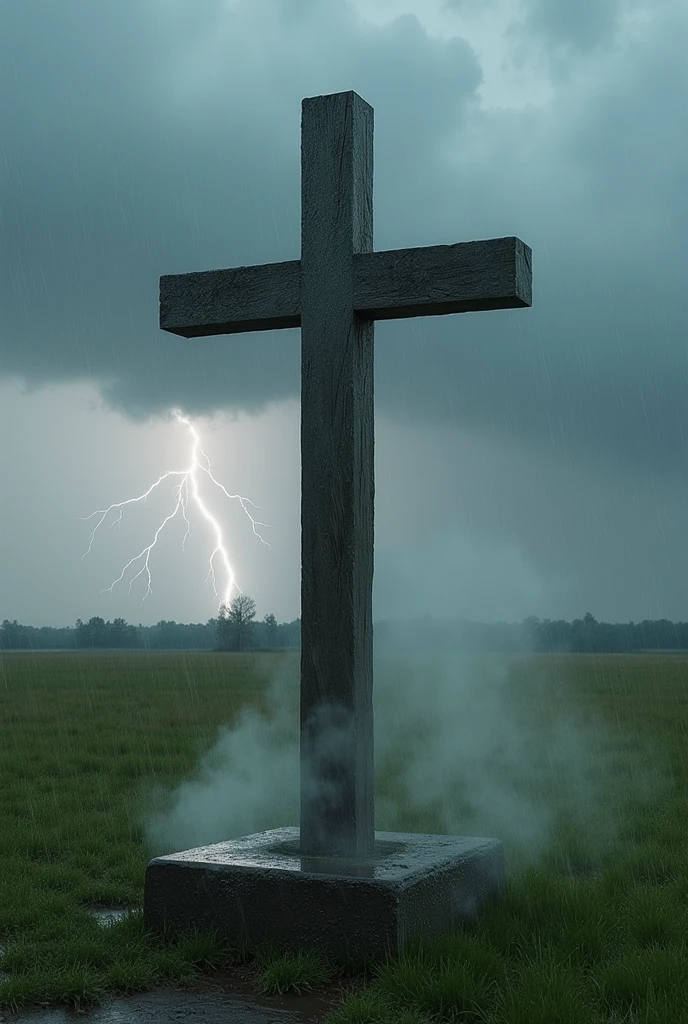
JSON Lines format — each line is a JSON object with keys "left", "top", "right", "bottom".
{"left": 139, "top": 626, "right": 672, "bottom": 878}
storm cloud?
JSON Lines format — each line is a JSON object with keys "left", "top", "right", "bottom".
{"left": 1, "top": 0, "right": 687, "bottom": 626}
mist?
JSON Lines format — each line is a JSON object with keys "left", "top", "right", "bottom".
{"left": 140, "top": 617, "right": 672, "bottom": 878}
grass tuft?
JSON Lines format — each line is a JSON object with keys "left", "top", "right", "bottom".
{"left": 256, "top": 949, "right": 334, "bottom": 995}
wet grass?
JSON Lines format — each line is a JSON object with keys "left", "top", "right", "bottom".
{"left": 0, "top": 650, "right": 687, "bottom": 1022}
{"left": 255, "top": 948, "right": 334, "bottom": 995}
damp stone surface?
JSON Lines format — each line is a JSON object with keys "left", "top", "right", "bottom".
{"left": 144, "top": 827, "right": 506, "bottom": 961}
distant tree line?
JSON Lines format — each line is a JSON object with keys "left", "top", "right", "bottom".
{"left": 0, "top": 595, "right": 301, "bottom": 651}
{"left": 522, "top": 612, "right": 688, "bottom": 654}
{"left": 2, "top": 605, "right": 688, "bottom": 654}
{"left": 374, "top": 612, "right": 688, "bottom": 654}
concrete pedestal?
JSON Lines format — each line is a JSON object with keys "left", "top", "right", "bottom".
{"left": 143, "top": 828, "right": 505, "bottom": 964}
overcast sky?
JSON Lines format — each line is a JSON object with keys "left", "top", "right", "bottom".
{"left": 1, "top": 0, "right": 687, "bottom": 629}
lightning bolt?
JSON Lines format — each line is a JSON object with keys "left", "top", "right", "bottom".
{"left": 80, "top": 409, "right": 273, "bottom": 613}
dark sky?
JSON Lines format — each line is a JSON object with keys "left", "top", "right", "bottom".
{"left": 1, "top": 0, "right": 687, "bottom": 627}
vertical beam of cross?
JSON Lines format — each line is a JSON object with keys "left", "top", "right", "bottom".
{"left": 299, "top": 92, "right": 375, "bottom": 858}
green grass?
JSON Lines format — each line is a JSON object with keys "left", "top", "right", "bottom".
{"left": 256, "top": 949, "right": 334, "bottom": 995}
{"left": 1, "top": 650, "right": 687, "bottom": 1022}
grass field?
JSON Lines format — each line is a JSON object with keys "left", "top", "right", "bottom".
{"left": 0, "top": 649, "right": 687, "bottom": 1023}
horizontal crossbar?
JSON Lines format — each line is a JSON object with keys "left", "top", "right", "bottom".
{"left": 160, "top": 236, "right": 532, "bottom": 338}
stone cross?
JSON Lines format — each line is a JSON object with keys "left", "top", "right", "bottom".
{"left": 159, "top": 90, "right": 532, "bottom": 860}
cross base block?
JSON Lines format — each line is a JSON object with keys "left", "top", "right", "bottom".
{"left": 143, "top": 827, "right": 505, "bottom": 963}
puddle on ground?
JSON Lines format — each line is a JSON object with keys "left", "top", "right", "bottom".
{"left": 87, "top": 907, "right": 137, "bottom": 927}
{"left": 0, "top": 985, "right": 321, "bottom": 1023}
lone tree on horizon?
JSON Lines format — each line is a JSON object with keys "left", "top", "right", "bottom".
{"left": 217, "top": 593, "right": 257, "bottom": 651}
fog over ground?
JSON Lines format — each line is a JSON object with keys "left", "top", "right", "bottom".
{"left": 141, "top": 645, "right": 672, "bottom": 867}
